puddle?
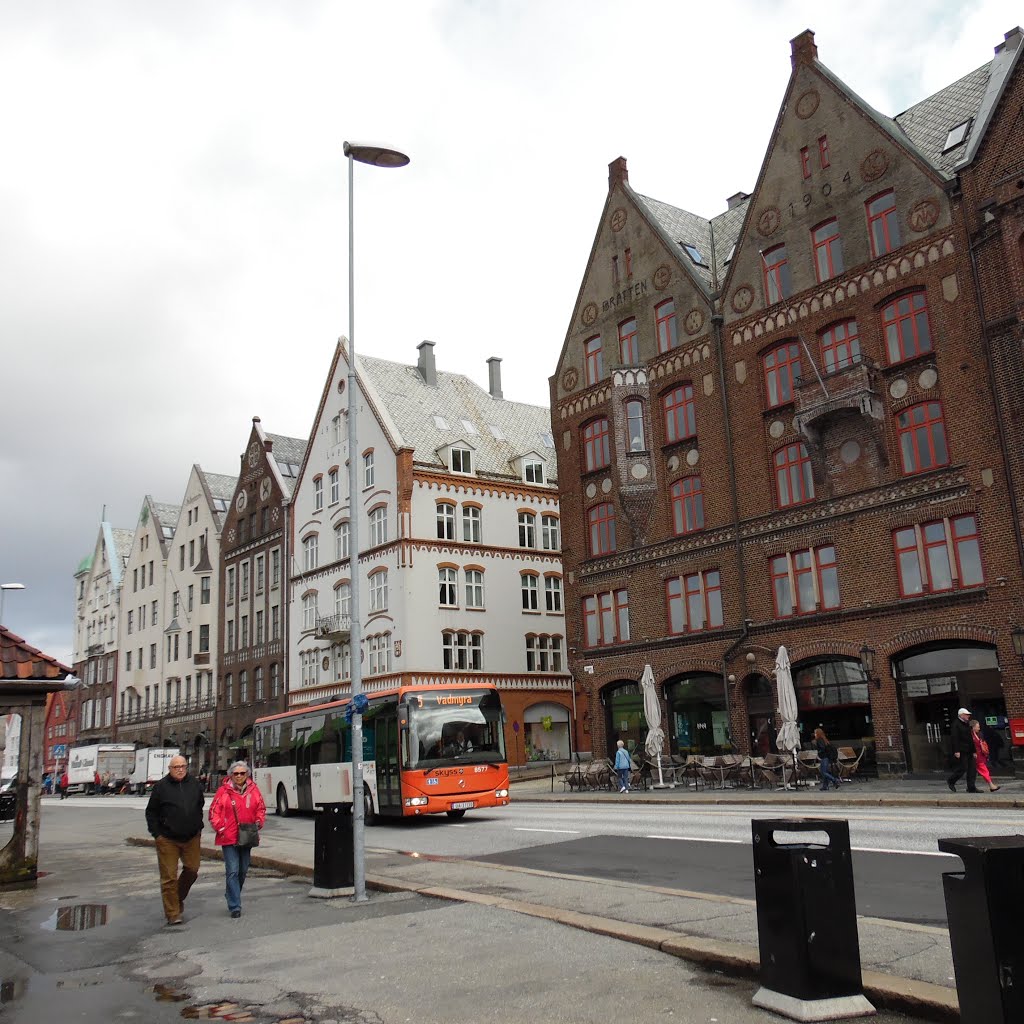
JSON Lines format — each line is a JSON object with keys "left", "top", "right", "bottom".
{"left": 41, "top": 903, "right": 109, "bottom": 930}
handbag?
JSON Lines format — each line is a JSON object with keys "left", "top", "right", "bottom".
{"left": 231, "top": 797, "right": 260, "bottom": 848}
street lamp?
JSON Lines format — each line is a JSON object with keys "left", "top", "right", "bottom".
{"left": 1011, "top": 626, "right": 1024, "bottom": 661}
{"left": 0, "top": 582, "right": 25, "bottom": 624}
{"left": 344, "top": 140, "right": 409, "bottom": 903}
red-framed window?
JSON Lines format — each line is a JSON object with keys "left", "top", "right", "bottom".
{"left": 771, "top": 545, "right": 840, "bottom": 617}
{"left": 866, "top": 190, "right": 900, "bottom": 258}
{"left": 896, "top": 401, "right": 949, "bottom": 475}
{"left": 763, "top": 341, "right": 801, "bottom": 407}
{"left": 656, "top": 299, "right": 678, "bottom": 353}
{"left": 670, "top": 476, "right": 704, "bottom": 535}
{"left": 582, "top": 417, "right": 610, "bottom": 472}
{"left": 818, "top": 135, "right": 830, "bottom": 169}
{"left": 618, "top": 318, "right": 638, "bottom": 364}
{"left": 762, "top": 244, "right": 792, "bottom": 304}
{"left": 625, "top": 400, "right": 646, "bottom": 452}
{"left": 882, "top": 290, "right": 932, "bottom": 364}
{"left": 812, "top": 218, "right": 844, "bottom": 282}
{"left": 666, "top": 570, "right": 723, "bottom": 634}
{"left": 893, "top": 515, "right": 984, "bottom": 597}
{"left": 588, "top": 502, "right": 616, "bottom": 556}
{"left": 819, "top": 319, "right": 861, "bottom": 375}
{"left": 800, "top": 146, "right": 811, "bottom": 179}
{"left": 663, "top": 384, "right": 696, "bottom": 443}
{"left": 774, "top": 441, "right": 815, "bottom": 508}
{"left": 584, "top": 334, "right": 604, "bottom": 385}
{"left": 582, "top": 589, "right": 630, "bottom": 647}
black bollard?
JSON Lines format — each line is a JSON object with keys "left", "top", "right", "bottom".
{"left": 938, "top": 835, "right": 1024, "bottom": 1024}
{"left": 751, "top": 818, "right": 874, "bottom": 1021}
{"left": 310, "top": 801, "right": 354, "bottom": 897}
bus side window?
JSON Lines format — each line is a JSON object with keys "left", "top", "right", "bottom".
{"left": 321, "top": 716, "right": 340, "bottom": 764}
{"left": 361, "top": 725, "right": 375, "bottom": 762}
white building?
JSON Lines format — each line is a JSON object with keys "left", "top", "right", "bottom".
{"left": 287, "top": 340, "right": 574, "bottom": 764}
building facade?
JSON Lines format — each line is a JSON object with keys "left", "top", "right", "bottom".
{"left": 217, "top": 418, "right": 307, "bottom": 764}
{"left": 552, "top": 28, "right": 1024, "bottom": 774}
{"left": 287, "top": 340, "right": 574, "bottom": 765}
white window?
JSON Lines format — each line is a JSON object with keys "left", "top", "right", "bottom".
{"left": 368, "top": 633, "right": 391, "bottom": 675}
{"left": 363, "top": 452, "right": 374, "bottom": 488}
{"left": 465, "top": 569, "right": 484, "bottom": 609}
{"left": 241, "top": 563, "right": 250, "bottom": 599}
{"left": 542, "top": 514, "right": 560, "bottom": 551}
{"left": 313, "top": 477, "right": 323, "bottom": 511}
{"left": 335, "top": 582, "right": 351, "bottom": 619}
{"left": 255, "top": 666, "right": 264, "bottom": 700}
{"left": 526, "top": 635, "right": 564, "bottom": 672}
{"left": 451, "top": 447, "right": 472, "bottom": 474}
{"left": 525, "top": 460, "right": 544, "bottom": 484}
{"left": 370, "top": 570, "right": 388, "bottom": 612}
{"left": 518, "top": 511, "right": 536, "bottom": 548}
{"left": 521, "top": 574, "right": 539, "bottom": 611}
{"left": 255, "top": 555, "right": 265, "bottom": 592}
{"left": 437, "top": 503, "right": 456, "bottom": 540}
{"left": 271, "top": 548, "right": 281, "bottom": 587}
{"left": 335, "top": 521, "right": 350, "bottom": 560}
{"left": 442, "top": 631, "right": 483, "bottom": 670}
{"left": 331, "top": 414, "right": 342, "bottom": 445}
{"left": 329, "top": 469, "right": 339, "bottom": 504}
{"left": 462, "top": 505, "right": 482, "bottom": 543}
{"left": 368, "top": 506, "right": 388, "bottom": 547}
{"left": 439, "top": 568, "right": 458, "bottom": 607}
{"left": 545, "top": 575, "right": 563, "bottom": 613}
{"left": 302, "top": 593, "right": 318, "bottom": 631}
{"left": 303, "top": 535, "right": 319, "bottom": 572}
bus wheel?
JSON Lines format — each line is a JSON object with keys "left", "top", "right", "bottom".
{"left": 275, "top": 785, "right": 290, "bottom": 817}
{"left": 446, "top": 809, "right": 467, "bottom": 820}
{"left": 363, "top": 785, "right": 378, "bottom": 826}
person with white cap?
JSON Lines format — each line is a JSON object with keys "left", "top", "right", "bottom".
{"left": 947, "top": 707, "right": 978, "bottom": 793}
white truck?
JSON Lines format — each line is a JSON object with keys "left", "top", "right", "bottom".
{"left": 128, "top": 747, "right": 180, "bottom": 793}
{"left": 67, "top": 743, "right": 136, "bottom": 794}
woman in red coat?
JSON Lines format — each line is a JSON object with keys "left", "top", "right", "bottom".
{"left": 971, "top": 719, "right": 1000, "bottom": 793}
{"left": 208, "top": 761, "right": 266, "bottom": 917}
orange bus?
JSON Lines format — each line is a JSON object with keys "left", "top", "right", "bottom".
{"left": 253, "top": 683, "right": 510, "bottom": 821}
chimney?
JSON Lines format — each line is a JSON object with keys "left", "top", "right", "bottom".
{"left": 996, "top": 26, "right": 1022, "bottom": 54}
{"left": 486, "top": 357, "right": 503, "bottom": 400}
{"left": 790, "top": 29, "right": 818, "bottom": 68}
{"left": 417, "top": 340, "right": 437, "bottom": 387}
{"left": 608, "top": 156, "right": 628, "bottom": 192}
{"left": 727, "top": 191, "right": 750, "bottom": 210}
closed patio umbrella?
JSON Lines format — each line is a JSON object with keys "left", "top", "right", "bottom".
{"left": 774, "top": 645, "right": 801, "bottom": 789}
{"left": 640, "top": 664, "right": 673, "bottom": 788}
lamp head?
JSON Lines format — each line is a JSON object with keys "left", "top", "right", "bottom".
{"left": 343, "top": 141, "right": 410, "bottom": 168}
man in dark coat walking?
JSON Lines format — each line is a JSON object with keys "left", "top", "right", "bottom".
{"left": 145, "top": 756, "right": 205, "bottom": 925}
{"left": 947, "top": 707, "right": 978, "bottom": 793}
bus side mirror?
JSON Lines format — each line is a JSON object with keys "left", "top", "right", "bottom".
{"left": 397, "top": 703, "right": 411, "bottom": 728}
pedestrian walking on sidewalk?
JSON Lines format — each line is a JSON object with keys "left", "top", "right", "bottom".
{"left": 813, "top": 728, "right": 842, "bottom": 791}
{"left": 145, "top": 755, "right": 205, "bottom": 926}
{"left": 59, "top": 771, "right": 68, "bottom": 799}
{"left": 614, "top": 740, "right": 632, "bottom": 793}
{"left": 971, "top": 719, "right": 1000, "bottom": 792}
{"left": 947, "top": 708, "right": 978, "bottom": 793}
{"left": 209, "top": 761, "right": 266, "bottom": 919}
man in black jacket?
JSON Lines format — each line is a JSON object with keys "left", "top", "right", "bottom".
{"left": 145, "top": 756, "right": 205, "bottom": 925}
{"left": 947, "top": 707, "right": 978, "bottom": 794}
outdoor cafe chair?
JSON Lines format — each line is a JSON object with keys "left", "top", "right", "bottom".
{"left": 797, "top": 751, "right": 820, "bottom": 784}
{"left": 560, "top": 762, "right": 585, "bottom": 791}
{"left": 697, "top": 756, "right": 731, "bottom": 789}
{"left": 836, "top": 746, "right": 865, "bottom": 781}
{"left": 674, "top": 754, "right": 702, "bottom": 789}
{"left": 757, "top": 753, "right": 790, "bottom": 789}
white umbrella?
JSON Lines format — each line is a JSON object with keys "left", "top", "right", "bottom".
{"left": 640, "top": 664, "right": 672, "bottom": 788}
{"left": 774, "top": 645, "right": 801, "bottom": 789}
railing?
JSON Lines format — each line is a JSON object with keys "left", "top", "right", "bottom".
{"left": 87, "top": 644, "right": 105, "bottom": 657}
{"left": 315, "top": 613, "right": 351, "bottom": 640}
{"left": 118, "top": 695, "right": 217, "bottom": 725}
{"left": 793, "top": 358, "right": 882, "bottom": 435}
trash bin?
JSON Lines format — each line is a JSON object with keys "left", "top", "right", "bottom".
{"left": 938, "top": 835, "right": 1024, "bottom": 1024}
{"left": 751, "top": 818, "right": 873, "bottom": 1020}
{"left": 312, "top": 801, "right": 353, "bottom": 892}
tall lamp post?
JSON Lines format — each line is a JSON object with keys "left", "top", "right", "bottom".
{"left": 0, "top": 583, "right": 25, "bottom": 624}
{"left": 343, "top": 140, "right": 409, "bottom": 902}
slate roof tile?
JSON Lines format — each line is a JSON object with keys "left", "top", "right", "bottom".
{"left": 0, "top": 626, "right": 72, "bottom": 680}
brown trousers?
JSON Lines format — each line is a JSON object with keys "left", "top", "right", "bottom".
{"left": 155, "top": 834, "right": 201, "bottom": 921}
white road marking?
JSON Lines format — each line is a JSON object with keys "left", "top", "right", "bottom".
{"left": 514, "top": 827, "right": 581, "bottom": 835}
{"left": 645, "top": 833, "right": 959, "bottom": 858}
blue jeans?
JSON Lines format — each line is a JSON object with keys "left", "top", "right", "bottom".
{"left": 617, "top": 767, "right": 631, "bottom": 791}
{"left": 222, "top": 844, "right": 252, "bottom": 912}
{"left": 819, "top": 758, "right": 842, "bottom": 790}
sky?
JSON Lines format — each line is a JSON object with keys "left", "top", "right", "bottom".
{"left": 0, "top": 0, "right": 1014, "bottom": 664}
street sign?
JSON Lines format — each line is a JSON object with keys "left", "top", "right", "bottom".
{"left": 51, "top": 744, "right": 66, "bottom": 758}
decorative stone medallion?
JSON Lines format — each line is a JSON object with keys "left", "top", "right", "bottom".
{"left": 684, "top": 308, "right": 705, "bottom": 335}
{"left": 337, "top": 378, "right": 345, "bottom": 393}
{"left": 840, "top": 440, "right": 862, "bottom": 465}
{"left": 795, "top": 89, "right": 820, "bottom": 119}
{"left": 918, "top": 367, "right": 938, "bottom": 390}
{"left": 322, "top": 656, "right": 330, "bottom": 672}
{"left": 686, "top": 448, "right": 700, "bottom": 467}
{"left": 581, "top": 302, "right": 598, "bottom": 326}
{"left": 226, "top": 527, "right": 236, "bottom": 544}
{"left": 731, "top": 285, "right": 754, "bottom": 313}
{"left": 908, "top": 198, "right": 940, "bottom": 233}
{"left": 561, "top": 367, "right": 579, "bottom": 392}
{"left": 235, "top": 489, "right": 248, "bottom": 513}
{"left": 667, "top": 455, "right": 680, "bottom": 472}
{"left": 630, "top": 463, "right": 649, "bottom": 480}
{"left": 769, "top": 419, "right": 785, "bottom": 439}
{"left": 757, "top": 206, "right": 781, "bottom": 237}
{"left": 653, "top": 264, "right": 672, "bottom": 291}
{"left": 271, "top": 506, "right": 280, "bottom": 524}
{"left": 860, "top": 149, "right": 889, "bottom": 182}
{"left": 585, "top": 483, "right": 597, "bottom": 499}
{"left": 601, "top": 478, "right": 613, "bottom": 493}
{"left": 610, "top": 207, "right": 627, "bottom": 232}
{"left": 259, "top": 477, "right": 272, "bottom": 501}
{"left": 889, "top": 378, "right": 908, "bottom": 399}
{"left": 247, "top": 441, "right": 261, "bottom": 468}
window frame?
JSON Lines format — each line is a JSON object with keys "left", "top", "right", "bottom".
{"left": 761, "top": 244, "right": 792, "bottom": 305}
{"left": 771, "top": 546, "right": 840, "bottom": 617}
{"left": 866, "top": 190, "right": 900, "bottom": 258}
{"left": 584, "top": 335, "right": 604, "bottom": 385}
{"left": 763, "top": 341, "right": 801, "bottom": 408}
{"left": 819, "top": 319, "right": 861, "bottom": 375}
{"left": 436, "top": 501, "right": 456, "bottom": 541}
{"left": 773, "top": 441, "right": 815, "bottom": 508}
{"left": 663, "top": 384, "right": 696, "bottom": 444}
{"left": 518, "top": 510, "right": 537, "bottom": 548}
{"left": 811, "top": 217, "right": 844, "bottom": 283}
{"left": 666, "top": 569, "right": 723, "bottom": 634}
{"left": 670, "top": 476, "right": 705, "bottom": 535}
{"left": 582, "top": 588, "right": 629, "bottom": 647}
{"left": 587, "top": 502, "right": 616, "bottom": 556}
{"left": 896, "top": 401, "right": 949, "bottom": 476}
{"left": 618, "top": 318, "right": 639, "bottom": 365}
{"left": 625, "top": 399, "right": 646, "bottom": 452}
{"left": 655, "top": 299, "right": 678, "bottom": 353}
{"left": 882, "top": 290, "right": 933, "bottom": 364}
{"left": 582, "top": 417, "right": 611, "bottom": 472}
{"left": 521, "top": 572, "right": 540, "bottom": 611}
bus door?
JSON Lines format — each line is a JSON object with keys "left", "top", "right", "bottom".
{"left": 374, "top": 709, "right": 402, "bottom": 814}
{"left": 294, "top": 725, "right": 313, "bottom": 810}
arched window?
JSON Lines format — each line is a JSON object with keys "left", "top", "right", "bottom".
{"left": 762, "top": 244, "right": 792, "bottom": 304}
{"left": 882, "top": 290, "right": 932, "bottom": 364}
{"left": 663, "top": 384, "right": 696, "bottom": 442}
{"left": 584, "top": 335, "right": 604, "bottom": 385}
{"left": 436, "top": 501, "right": 456, "bottom": 540}
{"left": 618, "top": 318, "right": 638, "bottom": 364}
{"left": 896, "top": 401, "right": 948, "bottom": 475}
{"left": 625, "top": 400, "right": 646, "bottom": 452}
{"left": 521, "top": 572, "right": 540, "bottom": 611}
{"left": 819, "top": 320, "right": 861, "bottom": 375}
{"left": 655, "top": 299, "right": 677, "bottom": 353}
{"left": 763, "top": 341, "right": 801, "bottom": 407}
{"left": 588, "top": 503, "right": 616, "bottom": 556}
{"left": 369, "top": 569, "right": 388, "bottom": 612}
{"left": 670, "top": 476, "right": 704, "bottom": 534}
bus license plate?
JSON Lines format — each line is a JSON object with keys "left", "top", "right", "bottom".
{"left": 451, "top": 801, "right": 475, "bottom": 810}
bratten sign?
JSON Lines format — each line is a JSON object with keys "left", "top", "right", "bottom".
{"left": 602, "top": 279, "right": 648, "bottom": 313}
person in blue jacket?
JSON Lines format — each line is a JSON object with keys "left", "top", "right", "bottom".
{"left": 614, "top": 740, "right": 632, "bottom": 793}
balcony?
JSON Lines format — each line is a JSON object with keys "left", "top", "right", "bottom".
{"left": 193, "top": 652, "right": 210, "bottom": 666}
{"left": 87, "top": 643, "right": 105, "bottom": 658}
{"left": 316, "top": 613, "right": 351, "bottom": 641}
{"left": 792, "top": 358, "right": 883, "bottom": 445}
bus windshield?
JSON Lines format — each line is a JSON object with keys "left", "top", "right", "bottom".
{"left": 403, "top": 689, "right": 506, "bottom": 769}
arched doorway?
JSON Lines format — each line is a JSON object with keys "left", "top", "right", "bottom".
{"left": 524, "top": 702, "right": 571, "bottom": 761}
{"left": 746, "top": 675, "right": 775, "bottom": 755}
{"left": 792, "top": 657, "right": 874, "bottom": 770}
{"left": 894, "top": 643, "right": 1006, "bottom": 772}
{"left": 666, "top": 673, "right": 730, "bottom": 756}
{"left": 603, "top": 681, "right": 645, "bottom": 757}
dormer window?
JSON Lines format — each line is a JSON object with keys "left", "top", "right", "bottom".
{"left": 451, "top": 447, "right": 473, "bottom": 474}
{"left": 681, "top": 243, "right": 708, "bottom": 268}
{"left": 943, "top": 120, "right": 971, "bottom": 153}
{"left": 524, "top": 460, "right": 544, "bottom": 485}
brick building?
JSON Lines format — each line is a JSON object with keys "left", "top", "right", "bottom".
{"left": 552, "top": 27, "right": 1024, "bottom": 774}
{"left": 216, "top": 418, "right": 307, "bottom": 766}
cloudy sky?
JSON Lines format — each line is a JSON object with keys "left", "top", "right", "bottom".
{"left": 0, "top": 0, "right": 1012, "bottom": 663}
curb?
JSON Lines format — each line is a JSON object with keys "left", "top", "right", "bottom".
{"left": 127, "top": 836, "right": 958, "bottom": 1021}
{"left": 510, "top": 791, "right": 1024, "bottom": 809}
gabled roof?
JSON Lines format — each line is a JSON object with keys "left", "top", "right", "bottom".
{"left": 265, "top": 433, "right": 308, "bottom": 498}
{"left": 358, "top": 353, "right": 556, "bottom": 482}
{"left": 195, "top": 469, "right": 239, "bottom": 532}
{"left": 1, "top": 626, "right": 72, "bottom": 681}
{"left": 636, "top": 194, "right": 716, "bottom": 288}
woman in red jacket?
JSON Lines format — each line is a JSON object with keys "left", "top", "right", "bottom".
{"left": 208, "top": 761, "right": 266, "bottom": 918}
